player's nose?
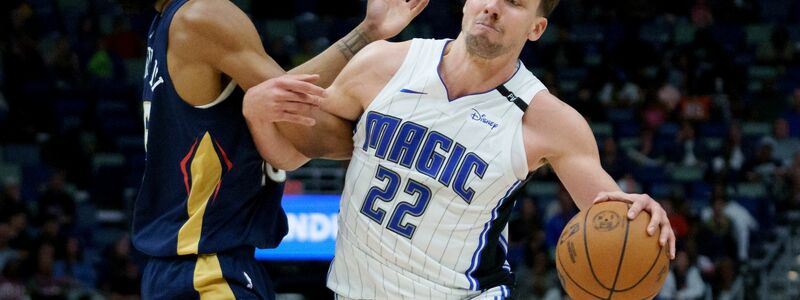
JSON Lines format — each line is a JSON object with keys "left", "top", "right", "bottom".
{"left": 481, "top": 0, "right": 502, "bottom": 19}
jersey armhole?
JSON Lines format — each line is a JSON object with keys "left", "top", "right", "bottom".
{"left": 361, "top": 39, "right": 428, "bottom": 113}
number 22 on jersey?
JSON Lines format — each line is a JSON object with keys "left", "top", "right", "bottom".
{"left": 360, "top": 165, "right": 431, "bottom": 239}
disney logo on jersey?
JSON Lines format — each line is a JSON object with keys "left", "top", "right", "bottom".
{"left": 470, "top": 109, "right": 499, "bottom": 130}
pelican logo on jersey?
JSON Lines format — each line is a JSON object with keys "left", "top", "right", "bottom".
{"left": 362, "top": 111, "right": 488, "bottom": 203}
{"left": 176, "top": 132, "right": 234, "bottom": 255}
{"left": 470, "top": 109, "right": 500, "bottom": 130}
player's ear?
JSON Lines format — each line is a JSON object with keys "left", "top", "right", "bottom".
{"left": 527, "top": 17, "right": 548, "bottom": 42}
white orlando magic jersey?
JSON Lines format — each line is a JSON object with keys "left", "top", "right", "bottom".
{"left": 327, "top": 39, "right": 547, "bottom": 299}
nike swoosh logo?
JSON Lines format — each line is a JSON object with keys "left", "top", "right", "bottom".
{"left": 400, "top": 88, "right": 427, "bottom": 95}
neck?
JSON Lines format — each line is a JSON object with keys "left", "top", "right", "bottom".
{"left": 155, "top": 0, "right": 171, "bottom": 13}
{"left": 439, "top": 34, "right": 521, "bottom": 100}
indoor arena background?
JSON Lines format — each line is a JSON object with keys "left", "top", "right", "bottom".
{"left": 1, "top": 0, "right": 800, "bottom": 299}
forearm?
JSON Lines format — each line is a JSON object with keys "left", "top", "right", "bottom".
{"left": 275, "top": 109, "right": 354, "bottom": 160}
{"left": 246, "top": 118, "right": 310, "bottom": 171}
{"left": 289, "top": 24, "right": 373, "bottom": 88}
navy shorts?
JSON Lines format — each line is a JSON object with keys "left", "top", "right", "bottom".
{"left": 141, "top": 247, "right": 274, "bottom": 299}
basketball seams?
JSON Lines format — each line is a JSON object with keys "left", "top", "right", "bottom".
{"left": 556, "top": 251, "right": 607, "bottom": 299}
{"left": 611, "top": 212, "right": 665, "bottom": 292}
{"left": 560, "top": 202, "right": 668, "bottom": 299}
{"left": 607, "top": 205, "right": 631, "bottom": 299}
{"left": 582, "top": 204, "right": 617, "bottom": 291}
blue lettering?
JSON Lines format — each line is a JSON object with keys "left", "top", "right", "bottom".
{"left": 362, "top": 112, "right": 401, "bottom": 159}
{"left": 453, "top": 153, "right": 488, "bottom": 203}
{"left": 387, "top": 122, "right": 427, "bottom": 168}
{"left": 438, "top": 143, "right": 466, "bottom": 187}
{"left": 360, "top": 166, "right": 401, "bottom": 223}
{"left": 416, "top": 131, "right": 452, "bottom": 179}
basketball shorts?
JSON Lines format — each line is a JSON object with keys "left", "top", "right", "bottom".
{"left": 141, "top": 247, "right": 274, "bottom": 300}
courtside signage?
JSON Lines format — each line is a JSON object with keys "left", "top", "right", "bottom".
{"left": 255, "top": 195, "right": 339, "bottom": 260}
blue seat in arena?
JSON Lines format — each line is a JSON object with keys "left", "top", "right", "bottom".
{"left": 688, "top": 182, "right": 712, "bottom": 199}
{"left": 2, "top": 144, "right": 41, "bottom": 166}
{"left": 698, "top": 122, "right": 728, "bottom": 138}
{"left": 760, "top": 0, "right": 793, "bottom": 22}
{"left": 608, "top": 108, "right": 635, "bottom": 123}
{"left": 710, "top": 25, "right": 745, "bottom": 50}
{"left": 22, "top": 164, "right": 51, "bottom": 204}
{"left": 614, "top": 120, "right": 641, "bottom": 138}
{"left": 634, "top": 166, "right": 667, "bottom": 185}
{"left": 649, "top": 182, "right": 682, "bottom": 199}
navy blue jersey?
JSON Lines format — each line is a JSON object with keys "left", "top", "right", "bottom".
{"left": 134, "top": 0, "right": 287, "bottom": 257}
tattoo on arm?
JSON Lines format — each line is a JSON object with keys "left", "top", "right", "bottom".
{"left": 336, "top": 28, "right": 371, "bottom": 60}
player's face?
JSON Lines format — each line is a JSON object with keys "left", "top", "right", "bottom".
{"left": 461, "top": 0, "right": 548, "bottom": 59}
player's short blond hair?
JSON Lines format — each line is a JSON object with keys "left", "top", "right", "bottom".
{"left": 538, "top": 0, "right": 560, "bottom": 17}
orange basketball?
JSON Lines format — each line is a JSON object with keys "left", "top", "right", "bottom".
{"left": 555, "top": 201, "right": 670, "bottom": 300}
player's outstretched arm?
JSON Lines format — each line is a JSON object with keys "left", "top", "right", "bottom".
{"left": 289, "top": 0, "right": 429, "bottom": 88}
{"left": 245, "top": 41, "right": 409, "bottom": 170}
{"left": 523, "top": 91, "right": 676, "bottom": 259}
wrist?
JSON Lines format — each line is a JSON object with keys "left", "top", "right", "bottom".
{"left": 356, "top": 21, "right": 380, "bottom": 42}
{"left": 336, "top": 24, "right": 373, "bottom": 60}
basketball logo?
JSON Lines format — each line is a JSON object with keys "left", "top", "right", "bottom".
{"left": 592, "top": 210, "right": 621, "bottom": 232}
{"left": 560, "top": 222, "right": 581, "bottom": 245}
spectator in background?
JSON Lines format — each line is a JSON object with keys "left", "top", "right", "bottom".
{"left": 617, "top": 173, "right": 642, "bottom": 193}
{"left": 515, "top": 245, "right": 562, "bottom": 300}
{"left": 760, "top": 118, "right": 800, "bottom": 166}
{"left": 741, "top": 142, "right": 781, "bottom": 183}
{"left": 53, "top": 236, "right": 97, "bottom": 291}
{"left": 0, "top": 223, "right": 17, "bottom": 273}
{"left": 626, "top": 129, "right": 665, "bottom": 167}
{"left": 662, "top": 197, "right": 691, "bottom": 241}
{"left": 756, "top": 26, "right": 795, "bottom": 65}
{"left": 544, "top": 186, "right": 578, "bottom": 256}
{"left": 601, "top": 137, "right": 627, "bottom": 179}
{"left": 99, "top": 234, "right": 140, "bottom": 300}
{"left": 659, "top": 250, "right": 706, "bottom": 300}
{"left": 0, "top": 258, "right": 28, "bottom": 300}
{"left": 572, "top": 85, "right": 607, "bottom": 122}
{"left": 27, "top": 243, "right": 67, "bottom": 300}
{"left": 37, "top": 171, "right": 76, "bottom": 229}
{"left": 712, "top": 123, "right": 747, "bottom": 180}
{"left": 780, "top": 152, "right": 800, "bottom": 210}
{"left": 45, "top": 35, "right": 82, "bottom": 90}
{"left": 698, "top": 196, "right": 738, "bottom": 262}
{"left": 701, "top": 185, "right": 758, "bottom": 261}
{"left": 0, "top": 177, "right": 28, "bottom": 220}
{"left": 780, "top": 89, "right": 800, "bottom": 137}
{"left": 670, "top": 121, "right": 708, "bottom": 167}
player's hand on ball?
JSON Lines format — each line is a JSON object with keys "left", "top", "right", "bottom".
{"left": 592, "top": 191, "right": 676, "bottom": 260}
{"left": 243, "top": 74, "right": 326, "bottom": 126}
{"left": 361, "top": 0, "right": 430, "bottom": 41}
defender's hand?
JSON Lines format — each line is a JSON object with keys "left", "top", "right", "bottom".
{"left": 243, "top": 74, "right": 326, "bottom": 126}
{"left": 361, "top": 0, "right": 429, "bottom": 41}
{"left": 593, "top": 191, "right": 676, "bottom": 260}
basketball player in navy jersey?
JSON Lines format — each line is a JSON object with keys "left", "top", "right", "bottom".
{"left": 245, "top": 0, "right": 675, "bottom": 298}
{"left": 136, "top": 0, "right": 428, "bottom": 298}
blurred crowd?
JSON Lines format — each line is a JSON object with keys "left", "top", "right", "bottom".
{"left": 0, "top": 0, "right": 799, "bottom": 299}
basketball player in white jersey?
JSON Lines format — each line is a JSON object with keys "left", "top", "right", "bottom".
{"left": 244, "top": 0, "right": 676, "bottom": 298}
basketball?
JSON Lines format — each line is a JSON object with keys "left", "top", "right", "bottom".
{"left": 555, "top": 201, "right": 670, "bottom": 300}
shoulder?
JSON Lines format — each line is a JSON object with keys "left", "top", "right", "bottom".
{"left": 522, "top": 91, "right": 595, "bottom": 154}
{"left": 344, "top": 40, "right": 413, "bottom": 79}
{"left": 170, "top": 0, "right": 257, "bottom": 52}
{"left": 524, "top": 91, "right": 592, "bottom": 136}
{"left": 335, "top": 40, "right": 413, "bottom": 93}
